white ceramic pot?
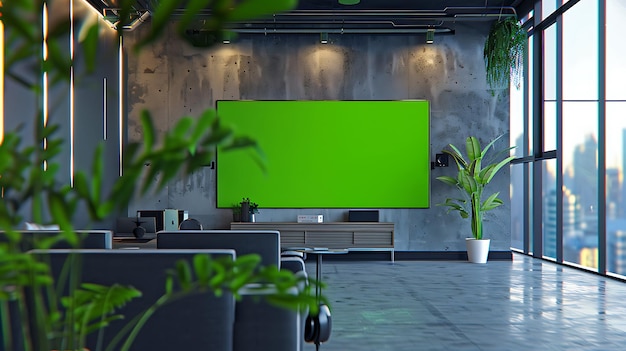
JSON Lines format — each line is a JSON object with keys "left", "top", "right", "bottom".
{"left": 465, "top": 238, "right": 491, "bottom": 263}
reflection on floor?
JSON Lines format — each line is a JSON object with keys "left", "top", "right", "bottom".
{"left": 303, "top": 253, "right": 626, "bottom": 351}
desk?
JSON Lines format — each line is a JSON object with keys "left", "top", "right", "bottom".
{"left": 300, "top": 248, "right": 347, "bottom": 351}
{"left": 302, "top": 248, "right": 348, "bottom": 298}
{"left": 112, "top": 238, "right": 156, "bottom": 249}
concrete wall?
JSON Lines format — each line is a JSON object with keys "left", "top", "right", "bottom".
{"left": 124, "top": 21, "right": 512, "bottom": 252}
{"left": 4, "top": 1, "right": 121, "bottom": 230}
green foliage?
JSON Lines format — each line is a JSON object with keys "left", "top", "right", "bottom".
{"left": 436, "top": 135, "right": 515, "bottom": 239}
{"left": 241, "top": 197, "right": 260, "bottom": 214}
{"left": 0, "top": 1, "right": 320, "bottom": 350}
{"left": 484, "top": 17, "right": 526, "bottom": 92}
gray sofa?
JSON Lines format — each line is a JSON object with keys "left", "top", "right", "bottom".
{"left": 156, "top": 230, "right": 308, "bottom": 351}
{"left": 28, "top": 249, "right": 237, "bottom": 351}
{"left": 2, "top": 230, "right": 308, "bottom": 351}
{"left": 156, "top": 230, "right": 281, "bottom": 267}
{"left": 0, "top": 230, "right": 113, "bottom": 250}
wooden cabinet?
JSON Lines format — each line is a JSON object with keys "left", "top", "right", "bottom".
{"left": 230, "top": 222, "right": 394, "bottom": 260}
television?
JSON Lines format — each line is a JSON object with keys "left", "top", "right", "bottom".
{"left": 216, "top": 100, "right": 430, "bottom": 208}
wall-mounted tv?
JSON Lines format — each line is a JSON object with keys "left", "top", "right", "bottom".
{"left": 216, "top": 100, "right": 430, "bottom": 208}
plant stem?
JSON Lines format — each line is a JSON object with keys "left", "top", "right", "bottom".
{"left": 471, "top": 193, "right": 483, "bottom": 240}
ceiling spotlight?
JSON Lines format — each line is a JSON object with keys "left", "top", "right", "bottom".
{"left": 320, "top": 32, "right": 329, "bottom": 44}
{"left": 426, "top": 29, "right": 435, "bottom": 44}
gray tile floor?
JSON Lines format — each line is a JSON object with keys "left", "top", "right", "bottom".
{"left": 303, "top": 253, "right": 626, "bottom": 351}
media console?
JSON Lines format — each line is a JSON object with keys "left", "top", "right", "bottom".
{"left": 230, "top": 222, "right": 395, "bottom": 261}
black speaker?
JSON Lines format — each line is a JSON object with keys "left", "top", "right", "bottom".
{"left": 132, "top": 226, "right": 146, "bottom": 239}
{"left": 348, "top": 210, "right": 379, "bottom": 222}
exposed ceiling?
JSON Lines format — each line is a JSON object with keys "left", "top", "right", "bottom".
{"left": 85, "top": 0, "right": 521, "bottom": 34}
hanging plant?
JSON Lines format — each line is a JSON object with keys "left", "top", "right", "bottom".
{"left": 483, "top": 17, "right": 526, "bottom": 92}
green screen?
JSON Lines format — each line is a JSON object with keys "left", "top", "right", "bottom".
{"left": 216, "top": 100, "right": 430, "bottom": 208}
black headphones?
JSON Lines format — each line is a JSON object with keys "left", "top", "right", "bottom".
{"left": 304, "top": 304, "right": 332, "bottom": 344}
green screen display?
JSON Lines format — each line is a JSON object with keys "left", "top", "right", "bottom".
{"left": 216, "top": 100, "right": 430, "bottom": 208}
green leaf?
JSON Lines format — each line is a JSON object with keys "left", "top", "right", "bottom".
{"left": 73, "top": 172, "right": 91, "bottom": 199}
{"left": 141, "top": 110, "right": 156, "bottom": 151}
{"left": 480, "top": 156, "right": 515, "bottom": 184}
{"left": 443, "top": 144, "right": 467, "bottom": 170}
{"left": 47, "top": 193, "right": 72, "bottom": 230}
{"left": 435, "top": 176, "right": 458, "bottom": 187}
{"left": 482, "top": 192, "right": 504, "bottom": 211}
{"left": 193, "top": 254, "right": 212, "bottom": 285}
{"left": 465, "top": 136, "right": 481, "bottom": 163}
{"left": 458, "top": 170, "right": 477, "bottom": 194}
{"left": 90, "top": 144, "right": 105, "bottom": 206}
{"left": 78, "top": 21, "right": 100, "bottom": 73}
{"left": 175, "top": 260, "right": 192, "bottom": 291}
{"left": 165, "top": 275, "right": 174, "bottom": 294}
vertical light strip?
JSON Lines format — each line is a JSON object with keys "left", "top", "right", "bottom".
{"left": 118, "top": 36, "right": 124, "bottom": 176}
{"left": 103, "top": 78, "right": 107, "bottom": 140}
{"left": 69, "top": 0, "right": 75, "bottom": 187}
{"left": 42, "top": 2, "right": 49, "bottom": 170}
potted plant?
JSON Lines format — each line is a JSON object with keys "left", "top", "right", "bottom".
{"left": 240, "top": 197, "right": 260, "bottom": 222}
{"left": 435, "top": 135, "right": 514, "bottom": 263}
{"left": 483, "top": 16, "right": 526, "bottom": 92}
{"left": 232, "top": 203, "right": 243, "bottom": 222}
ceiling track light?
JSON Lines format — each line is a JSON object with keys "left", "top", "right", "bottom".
{"left": 320, "top": 32, "right": 329, "bottom": 44}
{"left": 426, "top": 28, "right": 435, "bottom": 44}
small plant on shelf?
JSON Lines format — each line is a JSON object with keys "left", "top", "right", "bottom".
{"left": 232, "top": 203, "right": 243, "bottom": 222}
{"left": 240, "top": 198, "right": 259, "bottom": 222}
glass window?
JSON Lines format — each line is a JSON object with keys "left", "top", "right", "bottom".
{"left": 511, "top": 163, "right": 525, "bottom": 251}
{"left": 562, "top": 102, "right": 598, "bottom": 268}
{"left": 544, "top": 24, "right": 557, "bottom": 102}
{"left": 543, "top": 24, "right": 557, "bottom": 152}
{"left": 544, "top": 101, "right": 557, "bottom": 151}
{"left": 542, "top": 0, "right": 558, "bottom": 21}
{"left": 606, "top": 102, "right": 626, "bottom": 276}
{"left": 562, "top": 0, "right": 598, "bottom": 101}
{"left": 543, "top": 158, "right": 558, "bottom": 260}
{"left": 510, "top": 68, "right": 525, "bottom": 157}
{"left": 606, "top": 0, "right": 626, "bottom": 100}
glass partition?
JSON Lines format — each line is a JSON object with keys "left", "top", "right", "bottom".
{"left": 605, "top": 0, "right": 626, "bottom": 277}
{"left": 543, "top": 159, "right": 558, "bottom": 260}
{"left": 562, "top": 102, "right": 598, "bottom": 268}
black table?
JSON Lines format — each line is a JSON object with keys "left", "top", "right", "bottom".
{"left": 299, "top": 248, "right": 348, "bottom": 351}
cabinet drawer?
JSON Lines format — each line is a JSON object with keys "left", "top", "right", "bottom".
{"left": 353, "top": 232, "right": 393, "bottom": 247}
{"left": 306, "top": 231, "right": 353, "bottom": 248}
{"left": 280, "top": 231, "right": 306, "bottom": 247}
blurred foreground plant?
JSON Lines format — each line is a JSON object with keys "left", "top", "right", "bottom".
{"left": 1, "top": 1, "right": 325, "bottom": 350}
